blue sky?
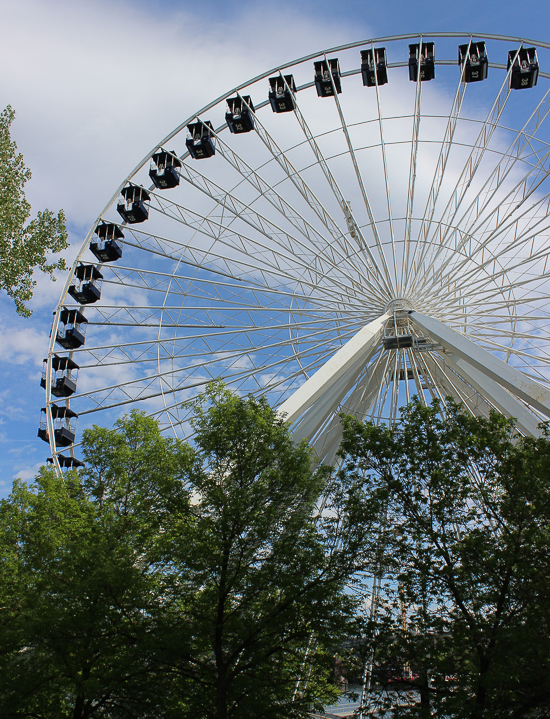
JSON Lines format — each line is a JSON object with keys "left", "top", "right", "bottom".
{"left": 1, "top": 0, "right": 549, "bottom": 495}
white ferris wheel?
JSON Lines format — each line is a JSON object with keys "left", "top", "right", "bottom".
{"left": 40, "top": 32, "right": 550, "bottom": 471}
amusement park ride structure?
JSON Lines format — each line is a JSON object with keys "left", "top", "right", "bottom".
{"left": 40, "top": 32, "right": 550, "bottom": 472}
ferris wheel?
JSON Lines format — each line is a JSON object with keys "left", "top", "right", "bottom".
{"left": 40, "top": 32, "right": 550, "bottom": 471}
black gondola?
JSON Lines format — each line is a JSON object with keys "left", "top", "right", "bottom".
{"left": 41, "top": 355, "right": 79, "bottom": 398}
{"left": 117, "top": 185, "right": 150, "bottom": 224}
{"left": 38, "top": 404, "right": 78, "bottom": 447}
{"left": 47, "top": 454, "right": 85, "bottom": 469}
{"left": 361, "top": 47, "right": 388, "bottom": 87}
{"left": 226, "top": 96, "right": 255, "bottom": 134}
{"left": 314, "top": 58, "right": 342, "bottom": 97}
{"left": 68, "top": 264, "right": 103, "bottom": 304}
{"left": 149, "top": 149, "right": 181, "bottom": 189}
{"left": 89, "top": 223, "right": 124, "bottom": 262}
{"left": 186, "top": 121, "right": 216, "bottom": 159}
{"left": 55, "top": 307, "right": 88, "bottom": 350}
{"left": 409, "top": 42, "right": 435, "bottom": 82}
{"left": 458, "top": 42, "right": 488, "bottom": 83}
{"left": 508, "top": 47, "right": 539, "bottom": 89}
{"left": 268, "top": 75, "right": 296, "bottom": 113}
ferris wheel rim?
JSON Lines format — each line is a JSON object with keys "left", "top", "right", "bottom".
{"left": 43, "top": 31, "right": 550, "bottom": 469}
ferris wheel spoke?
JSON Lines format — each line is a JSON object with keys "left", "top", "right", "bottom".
{"left": 413, "top": 90, "right": 550, "bottom": 292}
{"left": 94, "top": 336, "right": 357, "bottom": 421}
{"left": 452, "top": 243, "right": 550, "bottom": 295}
{"left": 244, "top": 87, "right": 394, "bottom": 296}
{"left": 466, "top": 324, "right": 550, "bottom": 350}
{"left": 411, "top": 49, "right": 519, "bottom": 286}
{"left": 205, "top": 119, "right": 339, "bottom": 252}
{"left": 452, "top": 89, "right": 550, "bottom": 240}
{"left": 175, "top": 153, "right": 378, "bottom": 301}
{"left": 404, "top": 56, "right": 468, "bottom": 292}
{"left": 419, "top": 231, "right": 550, "bottom": 310}
{"left": 103, "top": 238, "right": 368, "bottom": 307}
{"left": 83, "top": 314, "right": 351, "bottom": 332}
{"left": 308, "top": 360, "right": 385, "bottom": 463}
{"left": 428, "top": 268, "right": 533, "bottom": 311}
{"left": 401, "top": 55, "right": 424, "bottom": 294}
{"left": 388, "top": 348, "right": 401, "bottom": 423}
{"left": 73, "top": 316, "right": 363, "bottom": 369}
{"left": 100, "top": 261, "right": 368, "bottom": 310}
{"left": 345, "top": 350, "right": 388, "bottom": 418}
{"left": 456, "top": 273, "right": 550, "bottom": 305}
{"left": 71, "top": 318, "right": 364, "bottom": 385}
{"left": 83, "top": 304, "right": 365, "bottom": 327}
{"left": 370, "top": 43, "right": 398, "bottom": 284}
{"left": 405, "top": 348, "right": 428, "bottom": 406}
{"left": 174, "top": 158, "right": 378, "bottom": 302}
{"left": 365, "top": 351, "right": 394, "bottom": 421}
{"left": 74, "top": 342, "right": 327, "bottom": 416}
{"left": 440, "top": 197, "right": 550, "bottom": 290}
{"left": 460, "top": 145, "right": 550, "bottom": 246}
{"left": 422, "top": 176, "right": 550, "bottom": 295}
{"left": 413, "top": 350, "right": 448, "bottom": 406}
{"left": 300, "top": 349, "right": 389, "bottom": 447}
{"left": 147, "top": 190, "right": 359, "bottom": 292}
{"left": 469, "top": 328, "right": 550, "bottom": 343}
{"left": 427, "top": 353, "right": 493, "bottom": 418}
{"left": 326, "top": 61, "right": 398, "bottom": 293}
{"left": 467, "top": 312, "right": 550, "bottom": 329}
{"left": 198, "top": 332, "right": 358, "bottom": 415}
{"left": 211, "top": 117, "right": 376, "bottom": 286}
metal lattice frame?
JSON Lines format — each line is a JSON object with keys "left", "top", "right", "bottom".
{"left": 44, "top": 32, "right": 550, "bottom": 472}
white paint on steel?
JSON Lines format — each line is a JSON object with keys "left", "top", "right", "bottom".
{"left": 439, "top": 352, "right": 543, "bottom": 437}
{"left": 278, "top": 314, "right": 389, "bottom": 429}
{"left": 412, "top": 312, "right": 550, "bottom": 419}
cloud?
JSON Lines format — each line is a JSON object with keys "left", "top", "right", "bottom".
{"left": 13, "top": 461, "right": 46, "bottom": 482}
{"left": 0, "top": 0, "right": 363, "bottom": 227}
{"left": 0, "top": 326, "right": 50, "bottom": 367}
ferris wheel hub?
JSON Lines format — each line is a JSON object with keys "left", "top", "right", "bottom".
{"left": 384, "top": 298, "right": 415, "bottom": 314}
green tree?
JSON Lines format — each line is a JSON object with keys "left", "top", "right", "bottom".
{"left": 155, "top": 384, "right": 380, "bottom": 719}
{"left": 0, "top": 105, "right": 68, "bottom": 316}
{"left": 0, "top": 387, "right": 381, "bottom": 718}
{"left": 0, "top": 410, "right": 191, "bottom": 718}
{"left": 338, "top": 398, "right": 550, "bottom": 719}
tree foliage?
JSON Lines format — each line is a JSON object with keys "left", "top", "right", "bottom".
{"left": 0, "top": 385, "right": 379, "bottom": 718}
{"left": 154, "top": 384, "right": 380, "bottom": 719}
{"left": 0, "top": 411, "right": 190, "bottom": 718}
{"left": 338, "top": 398, "right": 550, "bottom": 719}
{"left": 0, "top": 105, "right": 68, "bottom": 316}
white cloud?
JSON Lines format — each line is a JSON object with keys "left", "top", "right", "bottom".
{"left": 1, "top": 0, "right": 361, "bottom": 227}
{"left": 13, "top": 461, "right": 46, "bottom": 482}
{"left": 0, "top": 326, "right": 50, "bottom": 366}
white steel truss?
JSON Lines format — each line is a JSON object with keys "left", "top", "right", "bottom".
{"left": 43, "top": 32, "right": 550, "bottom": 478}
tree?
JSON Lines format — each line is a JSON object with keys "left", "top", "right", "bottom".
{"left": 338, "top": 398, "right": 550, "bottom": 719}
{"left": 0, "top": 105, "right": 68, "bottom": 316}
{"left": 0, "top": 410, "right": 191, "bottom": 718}
{"left": 154, "top": 384, "right": 380, "bottom": 719}
{"left": 0, "top": 387, "right": 381, "bottom": 718}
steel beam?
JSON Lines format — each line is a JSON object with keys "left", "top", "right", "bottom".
{"left": 279, "top": 314, "right": 389, "bottom": 431}
{"left": 412, "top": 311, "right": 550, "bottom": 419}
{"left": 439, "top": 352, "right": 543, "bottom": 436}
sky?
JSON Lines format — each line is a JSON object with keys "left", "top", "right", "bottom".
{"left": 1, "top": 0, "right": 550, "bottom": 495}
